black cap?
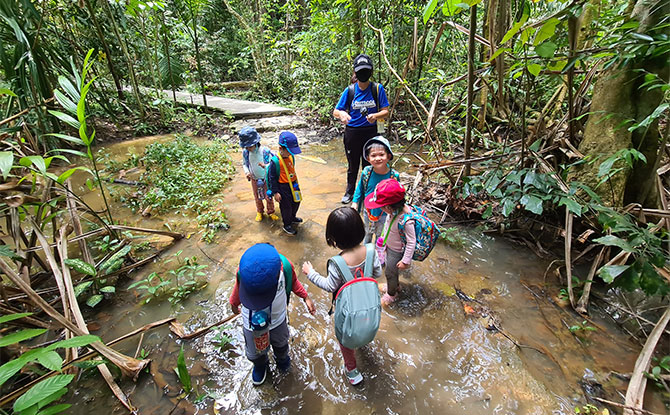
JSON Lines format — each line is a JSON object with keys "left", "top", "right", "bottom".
{"left": 353, "top": 54, "right": 373, "bottom": 72}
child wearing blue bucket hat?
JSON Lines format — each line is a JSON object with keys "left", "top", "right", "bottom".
{"left": 229, "top": 243, "right": 315, "bottom": 386}
{"left": 267, "top": 131, "right": 303, "bottom": 236}
{"left": 238, "top": 126, "right": 279, "bottom": 222}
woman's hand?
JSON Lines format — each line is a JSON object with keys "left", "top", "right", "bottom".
{"left": 366, "top": 113, "right": 376, "bottom": 124}
{"left": 304, "top": 297, "right": 316, "bottom": 315}
{"left": 337, "top": 110, "right": 351, "bottom": 125}
{"left": 302, "top": 261, "right": 313, "bottom": 275}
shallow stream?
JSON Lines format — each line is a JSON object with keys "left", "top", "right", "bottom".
{"left": 68, "top": 134, "right": 658, "bottom": 414}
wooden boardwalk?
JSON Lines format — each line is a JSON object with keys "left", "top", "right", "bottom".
{"left": 166, "top": 90, "right": 292, "bottom": 119}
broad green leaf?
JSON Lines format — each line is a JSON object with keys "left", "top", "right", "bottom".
{"left": 175, "top": 345, "right": 191, "bottom": 393}
{"left": 100, "top": 245, "right": 131, "bottom": 271}
{"left": 37, "top": 351, "right": 63, "bottom": 371}
{"left": 58, "top": 76, "right": 79, "bottom": 102}
{"left": 45, "top": 133, "right": 84, "bottom": 146}
{"left": 535, "top": 41, "right": 557, "bottom": 58}
{"left": 488, "top": 47, "right": 510, "bottom": 62}
{"left": 37, "top": 403, "right": 71, "bottom": 415}
{"left": 597, "top": 156, "right": 617, "bottom": 177}
{"left": 422, "top": 0, "right": 438, "bottom": 24}
{"left": 598, "top": 265, "right": 630, "bottom": 283}
{"left": 520, "top": 194, "right": 543, "bottom": 215}
{"left": 559, "top": 197, "right": 583, "bottom": 216}
{"left": 53, "top": 89, "right": 77, "bottom": 114}
{"left": 534, "top": 18, "right": 560, "bottom": 46}
{"left": 523, "top": 171, "right": 541, "bottom": 188}
{"left": 47, "top": 110, "right": 80, "bottom": 129}
{"left": 46, "top": 335, "right": 100, "bottom": 351}
{"left": 0, "top": 245, "right": 21, "bottom": 260}
{"left": 547, "top": 59, "right": 567, "bottom": 71}
{"left": 0, "top": 88, "right": 17, "bottom": 97}
{"left": 0, "top": 358, "right": 27, "bottom": 387}
{"left": 0, "top": 313, "right": 33, "bottom": 325}
{"left": 56, "top": 167, "right": 86, "bottom": 184}
{"left": 13, "top": 375, "right": 74, "bottom": 412}
{"left": 63, "top": 259, "right": 96, "bottom": 276}
{"left": 593, "top": 235, "right": 634, "bottom": 252}
{"left": 502, "top": 198, "right": 517, "bottom": 217}
{"left": 628, "top": 103, "right": 669, "bottom": 132}
{"left": 19, "top": 156, "right": 47, "bottom": 174}
{"left": 501, "top": 21, "right": 524, "bottom": 44}
{"left": 86, "top": 295, "right": 103, "bottom": 308}
{"left": 527, "top": 63, "right": 542, "bottom": 77}
{"left": 99, "top": 286, "right": 116, "bottom": 293}
{"left": 73, "top": 281, "right": 93, "bottom": 298}
{"left": 0, "top": 328, "right": 47, "bottom": 347}
{"left": 0, "top": 151, "right": 13, "bottom": 180}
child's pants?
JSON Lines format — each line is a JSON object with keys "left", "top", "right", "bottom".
{"left": 363, "top": 211, "right": 385, "bottom": 244}
{"left": 385, "top": 247, "right": 404, "bottom": 296}
{"left": 250, "top": 179, "right": 275, "bottom": 214}
{"left": 278, "top": 182, "right": 301, "bottom": 226}
{"left": 242, "top": 318, "right": 289, "bottom": 365}
{"left": 339, "top": 342, "right": 357, "bottom": 371}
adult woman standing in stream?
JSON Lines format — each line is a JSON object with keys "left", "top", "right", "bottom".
{"left": 333, "top": 54, "right": 390, "bottom": 204}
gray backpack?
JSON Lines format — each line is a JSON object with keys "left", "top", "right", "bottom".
{"left": 329, "top": 244, "right": 381, "bottom": 349}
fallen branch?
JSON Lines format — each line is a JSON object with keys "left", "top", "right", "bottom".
{"left": 575, "top": 247, "right": 605, "bottom": 314}
{"left": 624, "top": 306, "right": 670, "bottom": 414}
{"left": 0, "top": 317, "right": 175, "bottom": 408}
{"left": 592, "top": 397, "right": 662, "bottom": 415}
{"left": 169, "top": 313, "right": 238, "bottom": 340}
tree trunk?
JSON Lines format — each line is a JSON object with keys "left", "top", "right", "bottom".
{"left": 83, "top": 0, "right": 124, "bottom": 101}
{"left": 571, "top": 0, "right": 669, "bottom": 207}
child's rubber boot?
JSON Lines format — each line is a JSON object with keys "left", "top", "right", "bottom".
{"left": 252, "top": 362, "right": 268, "bottom": 386}
{"left": 343, "top": 365, "right": 363, "bottom": 385}
{"left": 277, "top": 355, "right": 291, "bottom": 372}
{"left": 268, "top": 213, "right": 279, "bottom": 221}
{"left": 255, "top": 212, "right": 263, "bottom": 222}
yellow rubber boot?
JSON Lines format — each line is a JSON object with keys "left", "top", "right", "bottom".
{"left": 269, "top": 213, "right": 279, "bottom": 221}
{"left": 255, "top": 212, "right": 263, "bottom": 222}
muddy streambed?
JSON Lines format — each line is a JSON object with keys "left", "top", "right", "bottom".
{"left": 67, "top": 134, "right": 656, "bottom": 414}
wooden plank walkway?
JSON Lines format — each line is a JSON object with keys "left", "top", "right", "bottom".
{"left": 166, "top": 90, "right": 293, "bottom": 119}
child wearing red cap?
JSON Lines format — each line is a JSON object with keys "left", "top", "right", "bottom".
{"left": 229, "top": 243, "right": 315, "bottom": 386}
{"left": 364, "top": 178, "right": 416, "bottom": 306}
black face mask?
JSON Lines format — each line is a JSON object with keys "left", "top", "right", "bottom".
{"left": 355, "top": 69, "right": 372, "bottom": 82}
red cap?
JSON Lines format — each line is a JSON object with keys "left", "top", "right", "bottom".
{"left": 364, "top": 178, "right": 405, "bottom": 209}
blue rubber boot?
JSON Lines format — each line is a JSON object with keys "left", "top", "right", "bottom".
{"left": 252, "top": 361, "right": 268, "bottom": 386}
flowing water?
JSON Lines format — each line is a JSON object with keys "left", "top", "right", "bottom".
{"left": 67, "top": 134, "right": 660, "bottom": 414}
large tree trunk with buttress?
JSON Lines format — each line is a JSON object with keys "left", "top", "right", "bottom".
{"left": 570, "top": 0, "right": 669, "bottom": 208}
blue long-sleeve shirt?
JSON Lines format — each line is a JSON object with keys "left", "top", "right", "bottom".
{"left": 352, "top": 165, "right": 396, "bottom": 218}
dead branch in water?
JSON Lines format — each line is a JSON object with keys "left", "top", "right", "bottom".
{"left": 170, "top": 313, "right": 239, "bottom": 340}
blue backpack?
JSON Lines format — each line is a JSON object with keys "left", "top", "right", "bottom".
{"left": 329, "top": 244, "right": 381, "bottom": 349}
{"left": 398, "top": 205, "right": 440, "bottom": 261}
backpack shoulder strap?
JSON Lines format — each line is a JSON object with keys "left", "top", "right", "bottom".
{"left": 279, "top": 254, "right": 292, "bottom": 298}
{"left": 390, "top": 168, "right": 400, "bottom": 181}
{"left": 346, "top": 84, "right": 355, "bottom": 111}
{"left": 328, "top": 255, "right": 354, "bottom": 283}
{"left": 361, "top": 165, "right": 373, "bottom": 194}
{"left": 363, "top": 243, "right": 374, "bottom": 277}
{"left": 371, "top": 82, "right": 379, "bottom": 112}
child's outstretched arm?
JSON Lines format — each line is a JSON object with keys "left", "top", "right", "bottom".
{"left": 288, "top": 261, "right": 316, "bottom": 315}
{"left": 266, "top": 159, "right": 281, "bottom": 201}
{"left": 398, "top": 220, "right": 416, "bottom": 269}
{"left": 229, "top": 280, "right": 241, "bottom": 314}
{"left": 302, "top": 261, "right": 343, "bottom": 293}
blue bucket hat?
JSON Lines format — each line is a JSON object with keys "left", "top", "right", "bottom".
{"left": 238, "top": 243, "right": 281, "bottom": 310}
{"left": 363, "top": 136, "right": 394, "bottom": 162}
{"left": 278, "top": 131, "right": 301, "bottom": 155}
{"left": 238, "top": 126, "right": 262, "bottom": 148}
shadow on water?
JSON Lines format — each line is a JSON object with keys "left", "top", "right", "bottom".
{"left": 67, "top": 134, "right": 657, "bottom": 414}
